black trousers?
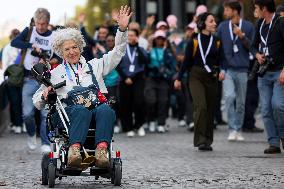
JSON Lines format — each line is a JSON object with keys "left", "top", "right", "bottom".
{"left": 119, "top": 73, "right": 145, "bottom": 132}
{"left": 242, "top": 78, "right": 259, "bottom": 129}
{"left": 144, "top": 77, "right": 170, "bottom": 126}
{"left": 189, "top": 66, "right": 218, "bottom": 147}
{"left": 6, "top": 84, "right": 23, "bottom": 127}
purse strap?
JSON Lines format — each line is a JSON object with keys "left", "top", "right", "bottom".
{"left": 20, "top": 19, "right": 34, "bottom": 65}
{"left": 86, "top": 62, "right": 100, "bottom": 89}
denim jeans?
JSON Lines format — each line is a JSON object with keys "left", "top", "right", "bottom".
{"left": 52, "top": 104, "right": 115, "bottom": 146}
{"left": 223, "top": 70, "right": 248, "bottom": 132}
{"left": 258, "top": 71, "right": 284, "bottom": 147}
{"left": 22, "top": 78, "right": 49, "bottom": 145}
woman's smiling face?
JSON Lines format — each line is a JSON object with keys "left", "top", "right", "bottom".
{"left": 62, "top": 40, "right": 81, "bottom": 64}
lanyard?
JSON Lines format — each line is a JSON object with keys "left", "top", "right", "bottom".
{"left": 63, "top": 60, "right": 81, "bottom": 85}
{"left": 126, "top": 44, "right": 137, "bottom": 64}
{"left": 197, "top": 33, "right": 213, "bottom": 72}
{"left": 259, "top": 13, "right": 275, "bottom": 47}
{"left": 229, "top": 19, "right": 242, "bottom": 43}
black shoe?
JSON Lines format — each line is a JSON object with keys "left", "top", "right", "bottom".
{"left": 243, "top": 127, "right": 264, "bottom": 133}
{"left": 198, "top": 144, "right": 213, "bottom": 151}
{"left": 264, "top": 146, "right": 281, "bottom": 154}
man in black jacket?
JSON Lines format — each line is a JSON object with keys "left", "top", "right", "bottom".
{"left": 252, "top": 0, "right": 284, "bottom": 154}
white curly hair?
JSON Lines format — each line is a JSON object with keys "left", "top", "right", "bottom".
{"left": 51, "top": 28, "right": 86, "bottom": 58}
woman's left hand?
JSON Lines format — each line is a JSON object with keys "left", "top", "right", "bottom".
{"left": 117, "top": 5, "right": 133, "bottom": 31}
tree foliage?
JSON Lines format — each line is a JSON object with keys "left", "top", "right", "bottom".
{"left": 84, "top": 0, "right": 129, "bottom": 36}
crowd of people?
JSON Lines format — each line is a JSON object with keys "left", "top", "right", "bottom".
{"left": 0, "top": 0, "right": 284, "bottom": 156}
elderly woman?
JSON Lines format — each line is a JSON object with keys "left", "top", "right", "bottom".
{"left": 33, "top": 5, "right": 132, "bottom": 168}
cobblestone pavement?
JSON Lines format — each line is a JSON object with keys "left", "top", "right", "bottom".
{"left": 0, "top": 119, "right": 283, "bottom": 189}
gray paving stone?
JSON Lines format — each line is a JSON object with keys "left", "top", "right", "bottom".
{"left": 0, "top": 118, "right": 283, "bottom": 188}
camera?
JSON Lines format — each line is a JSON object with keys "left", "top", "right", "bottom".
{"left": 248, "top": 57, "right": 274, "bottom": 80}
{"left": 211, "top": 65, "right": 220, "bottom": 79}
{"left": 31, "top": 49, "right": 51, "bottom": 59}
{"left": 258, "top": 57, "right": 274, "bottom": 76}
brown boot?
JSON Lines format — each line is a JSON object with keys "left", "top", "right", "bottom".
{"left": 67, "top": 145, "right": 82, "bottom": 168}
{"left": 95, "top": 147, "right": 110, "bottom": 168}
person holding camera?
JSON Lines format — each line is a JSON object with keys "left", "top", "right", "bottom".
{"left": 217, "top": 1, "right": 255, "bottom": 142}
{"left": 11, "top": 8, "right": 60, "bottom": 153}
{"left": 252, "top": 0, "right": 284, "bottom": 154}
{"left": 174, "top": 13, "right": 224, "bottom": 151}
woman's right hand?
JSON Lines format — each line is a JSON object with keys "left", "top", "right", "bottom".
{"left": 174, "top": 80, "right": 182, "bottom": 90}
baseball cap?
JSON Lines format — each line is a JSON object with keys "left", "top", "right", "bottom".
{"left": 186, "top": 22, "right": 197, "bottom": 29}
{"left": 154, "top": 30, "right": 166, "bottom": 39}
{"left": 195, "top": 5, "right": 208, "bottom": 16}
{"left": 156, "top": 21, "right": 168, "bottom": 29}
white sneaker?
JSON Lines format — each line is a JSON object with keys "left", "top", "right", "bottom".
{"left": 157, "top": 125, "right": 165, "bottom": 133}
{"left": 143, "top": 124, "right": 149, "bottom": 130}
{"left": 165, "top": 124, "right": 170, "bottom": 132}
{"left": 27, "top": 135, "right": 37, "bottom": 150}
{"left": 126, "top": 131, "right": 135, "bottom": 137}
{"left": 236, "top": 132, "right": 245, "bottom": 141}
{"left": 178, "top": 120, "right": 186, "bottom": 127}
{"left": 10, "top": 126, "right": 16, "bottom": 132}
{"left": 14, "top": 127, "right": 22, "bottom": 134}
{"left": 113, "top": 125, "right": 120, "bottom": 134}
{"left": 137, "top": 127, "right": 146, "bottom": 137}
{"left": 22, "top": 124, "right": 27, "bottom": 133}
{"left": 227, "top": 131, "right": 237, "bottom": 141}
{"left": 41, "top": 144, "right": 51, "bottom": 153}
{"left": 149, "top": 122, "right": 156, "bottom": 133}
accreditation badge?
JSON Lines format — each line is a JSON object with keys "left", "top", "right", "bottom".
{"left": 129, "top": 65, "right": 135, "bottom": 72}
{"left": 233, "top": 44, "right": 239, "bottom": 53}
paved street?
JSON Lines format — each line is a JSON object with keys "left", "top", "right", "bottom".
{"left": 0, "top": 119, "right": 283, "bottom": 189}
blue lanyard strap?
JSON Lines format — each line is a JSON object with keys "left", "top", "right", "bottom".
{"left": 64, "top": 60, "right": 80, "bottom": 85}
{"left": 63, "top": 61, "right": 73, "bottom": 82}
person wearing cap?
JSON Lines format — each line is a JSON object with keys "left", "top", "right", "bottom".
{"left": 156, "top": 21, "right": 169, "bottom": 36}
{"left": 145, "top": 30, "right": 176, "bottom": 133}
{"left": 193, "top": 5, "right": 208, "bottom": 23}
{"left": 167, "top": 14, "right": 179, "bottom": 35}
{"left": 217, "top": 1, "right": 255, "bottom": 142}
{"left": 185, "top": 22, "right": 197, "bottom": 42}
{"left": 174, "top": 13, "right": 223, "bottom": 151}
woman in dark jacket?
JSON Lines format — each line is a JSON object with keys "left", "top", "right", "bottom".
{"left": 174, "top": 13, "right": 224, "bottom": 151}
